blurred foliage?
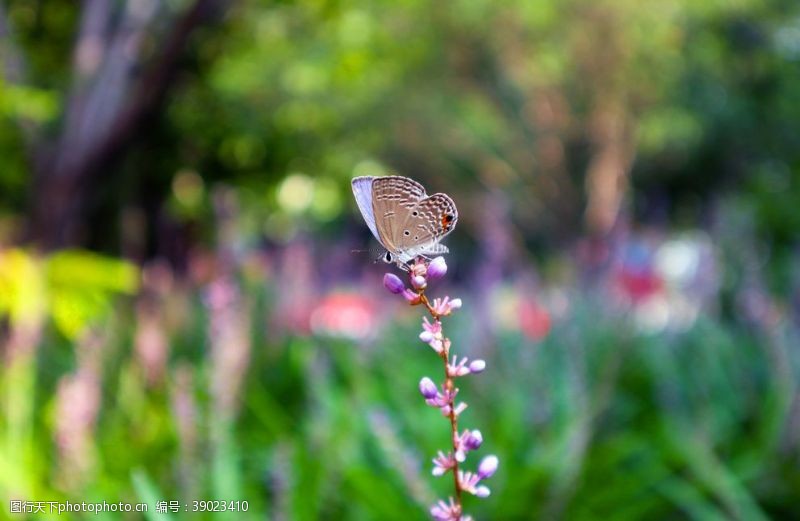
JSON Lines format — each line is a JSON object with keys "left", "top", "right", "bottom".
{"left": 0, "top": 248, "right": 139, "bottom": 339}
{"left": 1, "top": 262, "right": 799, "bottom": 519}
{"left": 2, "top": 0, "right": 800, "bottom": 519}
{"left": 1, "top": 0, "right": 800, "bottom": 250}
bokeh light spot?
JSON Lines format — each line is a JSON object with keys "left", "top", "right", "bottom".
{"left": 172, "top": 169, "right": 204, "bottom": 208}
{"left": 277, "top": 173, "right": 314, "bottom": 214}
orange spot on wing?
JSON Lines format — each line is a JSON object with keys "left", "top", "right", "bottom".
{"left": 441, "top": 214, "right": 453, "bottom": 228}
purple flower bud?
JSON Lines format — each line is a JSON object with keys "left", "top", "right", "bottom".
{"left": 477, "top": 455, "right": 499, "bottom": 479}
{"left": 419, "top": 377, "right": 438, "bottom": 399}
{"left": 427, "top": 256, "right": 448, "bottom": 280}
{"left": 468, "top": 359, "right": 486, "bottom": 373}
{"left": 411, "top": 275, "right": 427, "bottom": 290}
{"left": 383, "top": 273, "right": 405, "bottom": 294}
{"left": 464, "top": 430, "right": 483, "bottom": 450}
{"left": 475, "top": 485, "right": 491, "bottom": 498}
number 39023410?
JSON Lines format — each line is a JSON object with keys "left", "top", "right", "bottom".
{"left": 191, "top": 500, "right": 249, "bottom": 512}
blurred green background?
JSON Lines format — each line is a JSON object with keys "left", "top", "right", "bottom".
{"left": 2, "top": 0, "right": 800, "bottom": 519}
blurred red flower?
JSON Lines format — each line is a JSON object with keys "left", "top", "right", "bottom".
{"left": 310, "top": 292, "right": 377, "bottom": 340}
{"left": 518, "top": 299, "right": 551, "bottom": 340}
{"left": 615, "top": 269, "right": 663, "bottom": 304}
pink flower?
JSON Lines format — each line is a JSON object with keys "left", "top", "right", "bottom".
{"left": 432, "top": 450, "right": 456, "bottom": 476}
{"left": 421, "top": 316, "right": 441, "bottom": 336}
{"left": 420, "top": 317, "right": 445, "bottom": 353}
{"left": 457, "top": 456, "right": 498, "bottom": 498}
{"left": 448, "top": 356, "right": 472, "bottom": 377}
{"left": 431, "top": 296, "right": 462, "bottom": 316}
{"left": 430, "top": 497, "right": 462, "bottom": 520}
{"left": 458, "top": 469, "right": 491, "bottom": 497}
{"left": 447, "top": 356, "right": 487, "bottom": 377}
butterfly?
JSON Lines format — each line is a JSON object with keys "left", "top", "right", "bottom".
{"left": 351, "top": 175, "right": 458, "bottom": 269}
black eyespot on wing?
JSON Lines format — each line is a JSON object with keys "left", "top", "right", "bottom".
{"left": 384, "top": 251, "right": 393, "bottom": 263}
{"left": 404, "top": 230, "right": 410, "bottom": 236}
{"left": 412, "top": 211, "right": 419, "bottom": 216}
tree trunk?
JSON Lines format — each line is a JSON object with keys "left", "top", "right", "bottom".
{"left": 25, "top": 0, "right": 225, "bottom": 250}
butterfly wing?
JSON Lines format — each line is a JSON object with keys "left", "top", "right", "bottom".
{"left": 351, "top": 177, "right": 381, "bottom": 243}
{"left": 370, "top": 176, "right": 427, "bottom": 253}
{"left": 394, "top": 193, "right": 458, "bottom": 263}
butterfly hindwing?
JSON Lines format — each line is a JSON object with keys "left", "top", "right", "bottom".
{"left": 395, "top": 193, "right": 457, "bottom": 262}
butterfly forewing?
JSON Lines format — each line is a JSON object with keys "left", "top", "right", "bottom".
{"left": 371, "top": 176, "right": 427, "bottom": 253}
{"left": 351, "top": 177, "right": 381, "bottom": 242}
